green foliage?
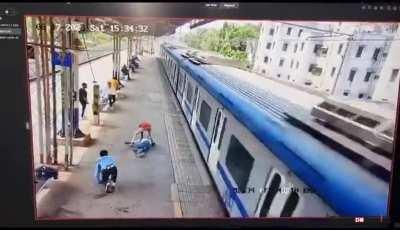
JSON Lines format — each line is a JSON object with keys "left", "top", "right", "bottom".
{"left": 80, "top": 32, "right": 113, "bottom": 47}
{"left": 184, "top": 22, "right": 260, "bottom": 63}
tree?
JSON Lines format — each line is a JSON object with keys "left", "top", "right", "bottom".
{"left": 184, "top": 22, "right": 260, "bottom": 65}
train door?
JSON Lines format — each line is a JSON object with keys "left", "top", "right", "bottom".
{"left": 172, "top": 64, "right": 178, "bottom": 92}
{"left": 190, "top": 86, "right": 200, "bottom": 128}
{"left": 174, "top": 66, "right": 180, "bottom": 94}
{"left": 208, "top": 108, "right": 227, "bottom": 173}
{"left": 254, "top": 169, "right": 285, "bottom": 217}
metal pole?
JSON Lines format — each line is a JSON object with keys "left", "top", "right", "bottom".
{"left": 60, "top": 18, "right": 69, "bottom": 170}
{"left": 68, "top": 17, "right": 74, "bottom": 166}
{"left": 112, "top": 34, "right": 116, "bottom": 78}
{"left": 42, "top": 16, "right": 52, "bottom": 164}
{"left": 32, "top": 17, "right": 45, "bottom": 164}
{"left": 50, "top": 17, "right": 58, "bottom": 165}
{"left": 332, "top": 37, "right": 352, "bottom": 95}
{"left": 117, "top": 34, "right": 119, "bottom": 79}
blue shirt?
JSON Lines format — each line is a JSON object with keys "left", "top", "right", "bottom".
{"left": 94, "top": 155, "right": 116, "bottom": 183}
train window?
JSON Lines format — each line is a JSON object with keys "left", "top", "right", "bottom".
{"left": 218, "top": 117, "right": 227, "bottom": 150}
{"left": 178, "top": 70, "right": 185, "bottom": 91}
{"left": 212, "top": 111, "right": 222, "bottom": 142}
{"left": 186, "top": 82, "right": 193, "bottom": 104}
{"left": 199, "top": 101, "right": 212, "bottom": 131}
{"left": 280, "top": 191, "right": 299, "bottom": 217}
{"left": 354, "top": 116, "right": 380, "bottom": 128}
{"left": 193, "top": 87, "right": 199, "bottom": 111}
{"left": 173, "top": 64, "right": 178, "bottom": 81}
{"left": 226, "top": 136, "right": 254, "bottom": 193}
{"left": 382, "top": 128, "right": 394, "bottom": 138}
{"left": 318, "top": 102, "right": 336, "bottom": 112}
{"left": 175, "top": 67, "right": 180, "bottom": 85}
{"left": 335, "top": 108, "right": 356, "bottom": 118}
{"left": 259, "top": 173, "right": 281, "bottom": 217}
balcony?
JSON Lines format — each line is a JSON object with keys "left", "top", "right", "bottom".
{"left": 315, "top": 47, "right": 328, "bottom": 57}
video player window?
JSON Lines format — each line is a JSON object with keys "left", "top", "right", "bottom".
{"left": 24, "top": 13, "right": 400, "bottom": 220}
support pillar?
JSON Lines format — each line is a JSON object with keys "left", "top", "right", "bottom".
{"left": 32, "top": 17, "right": 45, "bottom": 164}
{"left": 50, "top": 17, "right": 58, "bottom": 165}
{"left": 92, "top": 82, "right": 100, "bottom": 126}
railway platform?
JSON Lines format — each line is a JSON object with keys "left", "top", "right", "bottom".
{"left": 35, "top": 53, "right": 226, "bottom": 218}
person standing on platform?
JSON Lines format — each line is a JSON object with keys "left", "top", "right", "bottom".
{"left": 79, "top": 82, "right": 89, "bottom": 119}
{"left": 107, "top": 81, "right": 116, "bottom": 110}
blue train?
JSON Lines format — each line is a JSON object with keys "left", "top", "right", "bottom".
{"left": 159, "top": 43, "right": 389, "bottom": 217}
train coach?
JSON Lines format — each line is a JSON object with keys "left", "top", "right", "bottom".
{"left": 159, "top": 43, "right": 389, "bottom": 218}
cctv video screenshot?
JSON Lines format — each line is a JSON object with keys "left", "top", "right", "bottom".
{"left": 1, "top": 1, "right": 400, "bottom": 228}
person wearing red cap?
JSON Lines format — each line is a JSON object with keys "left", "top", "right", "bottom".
{"left": 125, "top": 121, "right": 155, "bottom": 146}
{"left": 137, "top": 121, "right": 153, "bottom": 142}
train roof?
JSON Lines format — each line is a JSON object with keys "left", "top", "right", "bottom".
{"left": 161, "top": 44, "right": 389, "bottom": 217}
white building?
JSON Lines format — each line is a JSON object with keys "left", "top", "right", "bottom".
{"left": 372, "top": 28, "right": 400, "bottom": 105}
{"left": 253, "top": 22, "right": 399, "bottom": 104}
{"left": 326, "top": 25, "right": 394, "bottom": 100}
{"left": 253, "top": 21, "right": 338, "bottom": 84}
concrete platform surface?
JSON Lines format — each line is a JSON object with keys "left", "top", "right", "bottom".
{"left": 35, "top": 54, "right": 225, "bottom": 219}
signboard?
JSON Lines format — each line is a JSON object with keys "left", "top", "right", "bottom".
{"left": 52, "top": 51, "right": 72, "bottom": 67}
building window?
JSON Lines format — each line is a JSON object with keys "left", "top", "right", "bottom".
{"left": 294, "top": 43, "right": 298, "bottom": 53}
{"left": 279, "top": 59, "right": 285, "bottom": 67}
{"left": 301, "top": 42, "right": 305, "bottom": 51}
{"left": 356, "top": 45, "right": 365, "bottom": 58}
{"left": 264, "top": 56, "right": 269, "bottom": 63}
{"left": 331, "top": 67, "right": 336, "bottom": 77}
{"left": 273, "top": 41, "right": 275, "bottom": 49}
{"left": 390, "top": 69, "right": 399, "bottom": 82}
{"left": 364, "top": 71, "right": 373, "bottom": 82}
{"left": 280, "top": 191, "right": 299, "bottom": 217}
{"left": 348, "top": 69, "right": 357, "bottom": 82}
{"left": 277, "top": 74, "right": 281, "bottom": 78}
{"left": 374, "top": 75, "right": 380, "bottom": 80}
{"left": 298, "top": 29, "right": 303, "bottom": 37}
{"left": 261, "top": 69, "right": 266, "bottom": 74}
{"left": 282, "top": 43, "right": 288, "bottom": 51}
{"left": 338, "top": 43, "right": 343, "bottom": 54}
{"left": 199, "top": 101, "right": 211, "bottom": 131}
{"left": 290, "top": 59, "right": 294, "bottom": 68}
{"left": 287, "top": 27, "right": 292, "bottom": 35}
{"left": 266, "top": 42, "right": 272, "bottom": 49}
{"left": 343, "top": 90, "right": 350, "bottom": 96}
{"left": 309, "top": 64, "right": 323, "bottom": 76}
{"left": 296, "top": 61, "right": 299, "bottom": 69}
{"left": 287, "top": 75, "right": 291, "bottom": 80}
{"left": 313, "top": 44, "right": 322, "bottom": 54}
{"left": 226, "top": 135, "right": 254, "bottom": 193}
{"left": 372, "top": 48, "right": 381, "bottom": 61}
{"left": 259, "top": 174, "right": 282, "bottom": 217}
{"left": 269, "top": 28, "right": 275, "bottom": 36}
{"left": 358, "top": 93, "right": 364, "bottom": 99}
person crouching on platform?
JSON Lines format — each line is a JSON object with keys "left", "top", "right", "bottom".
{"left": 94, "top": 150, "right": 118, "bottom": 193}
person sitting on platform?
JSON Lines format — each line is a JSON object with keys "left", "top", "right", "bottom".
{"left": 121, "top": 64, "right": 130, "bottom": 80}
